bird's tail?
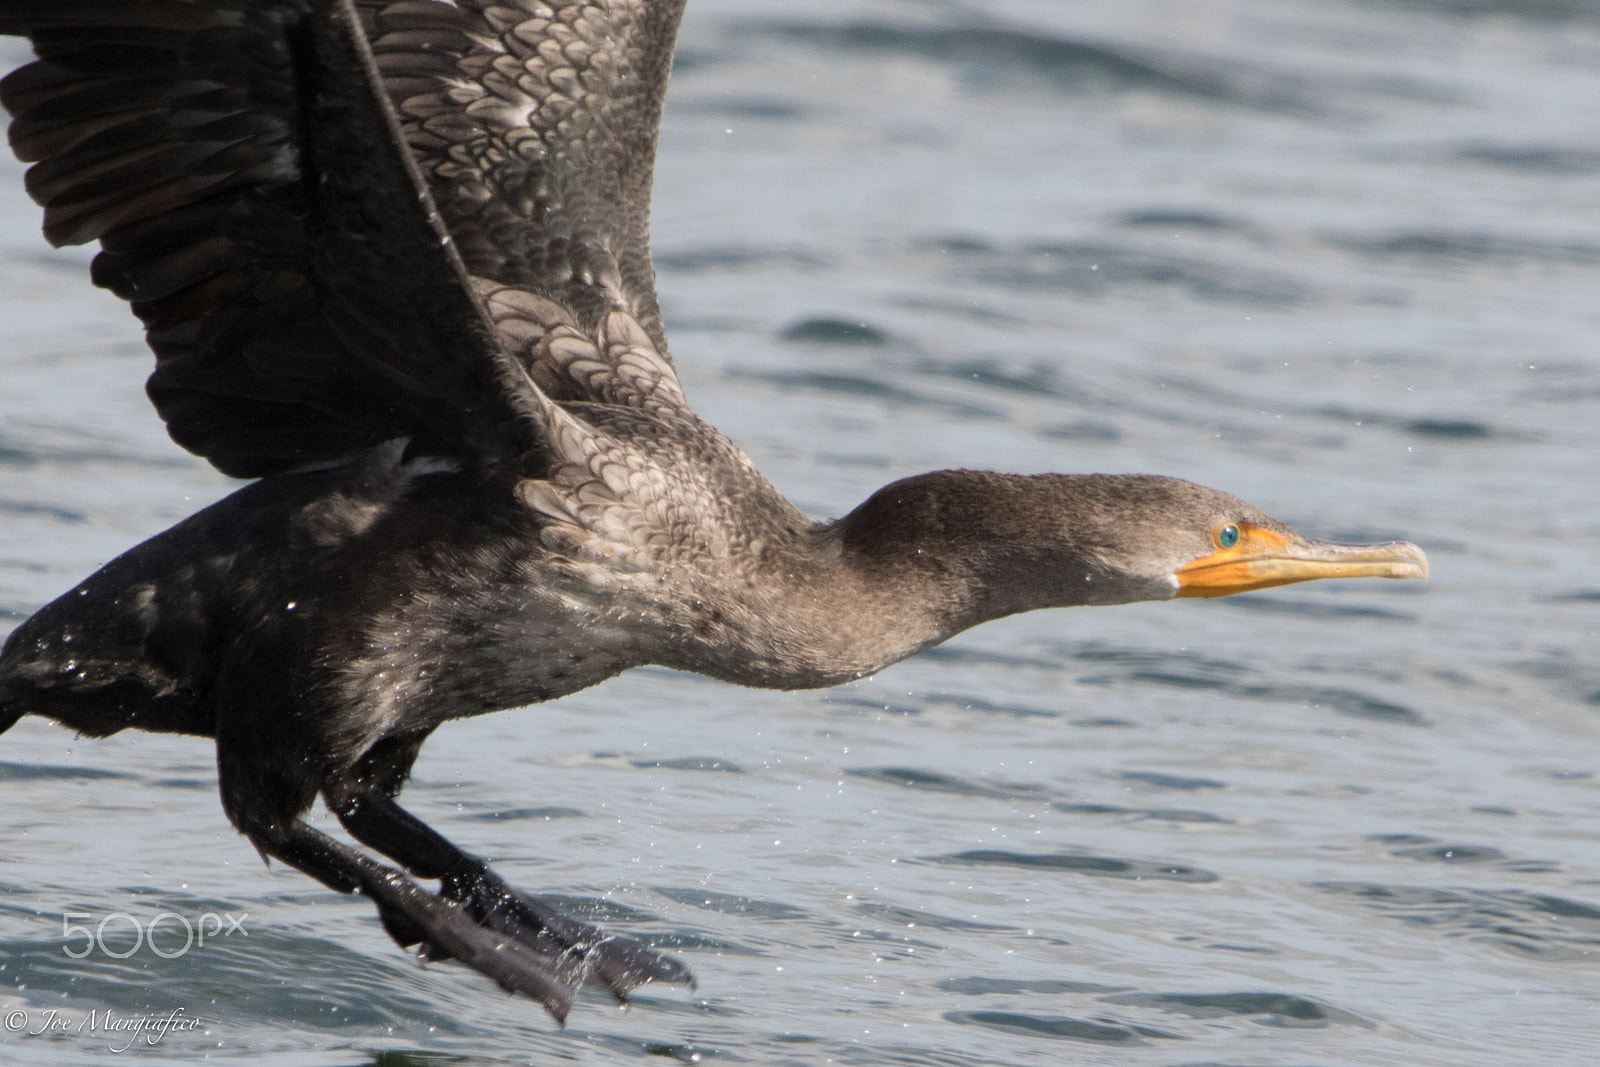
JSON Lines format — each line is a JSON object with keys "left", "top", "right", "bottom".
{"left": 0, "top": 682, "right": 23, "bottom": 736}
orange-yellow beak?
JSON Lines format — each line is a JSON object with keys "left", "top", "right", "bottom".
{"left": 1175, "top": 523, "right": 1429, "bottom": 598}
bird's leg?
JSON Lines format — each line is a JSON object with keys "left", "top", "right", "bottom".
{"left": 215, "top": 712, "right": 660, "bottom": 1021}
{"left": 243, "top": 814, "right": 596, "bottom": 1020}
{"left": 329, "top": 786, "right": 694, "bottom": 1007}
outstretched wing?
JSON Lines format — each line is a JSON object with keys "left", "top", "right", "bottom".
{"left": 1, "top": 0, "right": 533, "bottom": 478}
{"left": 358, "top": 0, "right": 689, "bottom": 415}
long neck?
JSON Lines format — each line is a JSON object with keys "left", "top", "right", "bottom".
{"left": 653, "top": 534, "right": 955, "bottom": 691}
{"left": 662, "top": 471, "right": 1174, "bottom": 689}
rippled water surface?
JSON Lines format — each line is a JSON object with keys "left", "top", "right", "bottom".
{"left": 2, "top": 1, "right": 1598, "bottom": 1064}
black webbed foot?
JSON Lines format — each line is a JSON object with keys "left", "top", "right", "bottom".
{"left": 422, "top": 864, "right": 695, "bottom": 1004}
{"left": 325, "top": 787, "right": 693, "bottom": 1020}
{"left": 354, "top": 855, "right": 693, "bottom": 1022}
{"left": 240, "top": 817, "right": 604, "bottom": 1019}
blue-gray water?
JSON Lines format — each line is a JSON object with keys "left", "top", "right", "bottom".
{"left": 2, "top": 1, "right": 1597, "bottom": 1064}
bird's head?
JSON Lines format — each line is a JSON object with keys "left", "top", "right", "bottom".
{"left": 836, "top": 471, "right": 1427, "bottom": 621}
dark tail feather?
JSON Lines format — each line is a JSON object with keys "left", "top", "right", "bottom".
{"left": 1, "top": 672, "right": 27, "bottom": 735}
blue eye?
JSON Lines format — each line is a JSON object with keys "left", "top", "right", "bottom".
{"left": 1217, "top": 523, "right": 1240, "bottom": 548}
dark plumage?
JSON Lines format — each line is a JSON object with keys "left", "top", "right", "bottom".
{"left": 0, "top": 0, "right": 1427, "bottom": 1022}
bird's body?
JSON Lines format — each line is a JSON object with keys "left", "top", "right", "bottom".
{"left": 0, "top": 0, "right": 1426, "bottom": 1021}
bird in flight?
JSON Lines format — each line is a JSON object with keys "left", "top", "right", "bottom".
{"left": 0, "top": 0, "right": 1426, "bottom": 1022}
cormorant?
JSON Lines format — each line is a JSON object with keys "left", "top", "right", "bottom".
{"left": 0, "top": 0, "right": 1426, "bottom": 1021}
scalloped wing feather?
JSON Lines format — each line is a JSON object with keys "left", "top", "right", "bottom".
{"left": 358, "top": 0, "right": 690, "bottom": 414}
